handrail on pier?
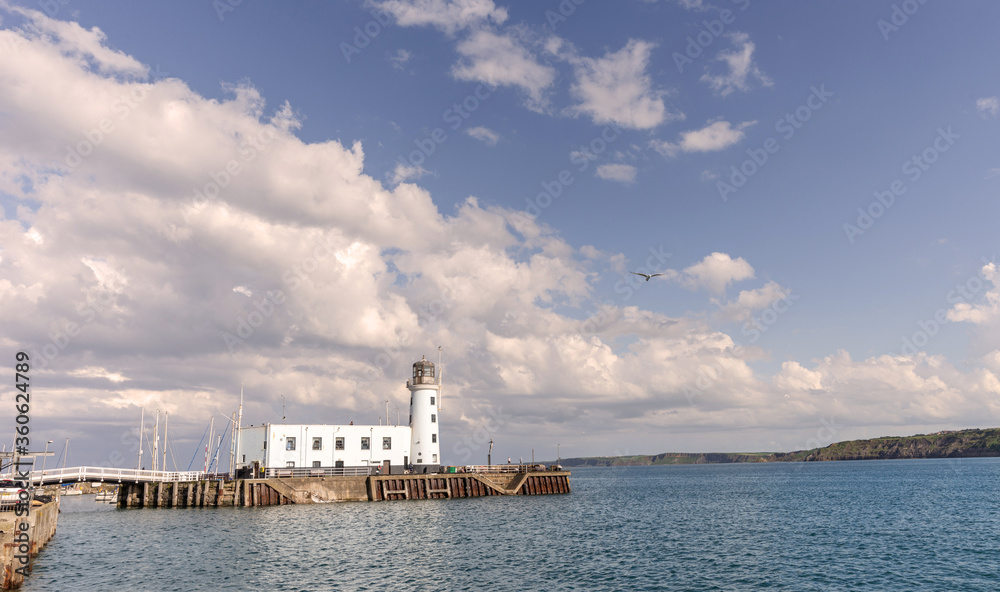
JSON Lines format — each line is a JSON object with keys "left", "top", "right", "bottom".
{"left": 27, "top": 466, "right": 206, "bottom": 485}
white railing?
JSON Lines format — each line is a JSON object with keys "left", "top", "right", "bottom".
{"left": 27, "top": 466, "right": 205, "bottom": 485}
{"left": 463, "top": 464, "right": 537, "bottom": 474}
{"left": 263, "top": 466, "right": 371, "bottom": 479}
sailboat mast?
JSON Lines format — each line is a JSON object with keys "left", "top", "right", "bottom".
{"left": 153, "top": 410, "right": 159, "bottom": 472}
{"left": 205, "top": 417, "right": 214, "bottom": 473}
{"left": 236, "top": 385, "right": 244, "bottom": 475}
{"left": 212, "top": 434, "right": 222, "bottom": 474}
{"left": 228, "top": 412, "right": 237, "bottom": 477}
{"left": 162, "top": 412, "right": 169, "bottom": 471}
{"left": 138, "top": 408, "right": 144, "bottom": 470}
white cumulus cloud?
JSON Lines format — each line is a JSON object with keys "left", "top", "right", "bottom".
{"left": 700, "top": 32, "right": 772, "bottom": 97}
{"left": 566, "top": 39, "right": 681, "bottom": 130}
{"left": 452, "top": 29, "right": 555, "bottom": 111}
{"left": 595, "top": 163, "right": 637, "bottom": 183}
{"left": 977, "top": 96, "right": 999, "bottom": 118}
{"left": 465, "top": 126, "right": 500, "bottom": 145}
{"left": 680, "top": 252, "right": 755, "bottom": 294}
{"left": 680, "top": 119, "right": 755, "bottom": 152}
{"left": 373, "top": 0, "right": 507, "bottom": 34}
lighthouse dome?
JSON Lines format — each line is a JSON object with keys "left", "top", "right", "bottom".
{"left": 412, "top": 356, "right": 436, "bottom": 385}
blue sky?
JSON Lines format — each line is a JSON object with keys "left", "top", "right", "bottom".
{"left": 1, "top": 0, "right": 999, "bottom": 466}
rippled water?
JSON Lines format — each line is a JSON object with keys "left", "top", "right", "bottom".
{"left": 26, "top": 459, "right": 1000, "bottom": 591}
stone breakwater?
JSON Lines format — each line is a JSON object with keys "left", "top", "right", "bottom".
{"left": 117, "top": 471, "right": 572, "bottom": 508}
{"left": 1, "top": 498, "right": 58, "bottom": 590}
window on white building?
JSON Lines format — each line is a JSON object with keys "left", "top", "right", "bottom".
{"left": 312, "top": 437, "right": 322, "bottom": 451}
{"left": 432, "top": 434, "right": 437, "bottom": 443}
{"left": 312, "top": 461, "right": 321, "bottom": 468}
{"left": 432, "top": 454, "right": 438, "bottom": 463}
{"left": 361, "top": 437, "right": 370, "bottom": 450}
{"left": 335, "top": 437, "right": 344, "bottom": 450}
{"left": 430, "top": 396, "right": 435, "bottom": 405}
{"left": 286, "top": 437, "right": 296, "bottom": 451}
{"left": 431, "top": 414, "right": 436, "bottom": 423}
{"left": 383, "top": 437, "right": 391, "bottom": 450}
{"left": 286, "top": 461, "right": 295, "bottom": 468}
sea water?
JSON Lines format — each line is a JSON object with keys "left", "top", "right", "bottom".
{"left": 25, "top": 458, "right": 1000, "bottom": 591}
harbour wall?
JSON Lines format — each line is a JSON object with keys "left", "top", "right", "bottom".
{"left": 369, "top": 471, "right": 570, "bottom": 501}
{"left": 1, "top": 498, "right": 59, "bottom": 590}
{"left": 117, "top": 470, "right": 570, "bottom": 508}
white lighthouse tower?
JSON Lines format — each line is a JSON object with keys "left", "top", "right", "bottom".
{"left": 408, "top": 356, "right": 441, "bottom": 472}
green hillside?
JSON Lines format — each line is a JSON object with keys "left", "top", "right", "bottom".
{"left": 771, "top": 427, "right": 1000, "bottom": 462}
{"left": 557, "top": 427, "right": 1000, "bottom": 466}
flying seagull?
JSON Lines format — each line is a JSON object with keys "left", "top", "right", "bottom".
{"left": 630, "top": 272, "right": 665, "bottom": 282}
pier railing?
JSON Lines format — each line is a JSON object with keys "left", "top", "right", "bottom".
{"left": 464, "top": 464, "right": 541, "bottom": 474}
{"left": 27, "top": 466, "right": 205, "bottom": 485}
{"left": 263, "top": 466, "right": 371, "bottom": 479}
{"left": 14, "top": 464, "right": 563, "bottom": 485}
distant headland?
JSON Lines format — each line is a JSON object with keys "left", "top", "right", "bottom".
{"left": 558, "top": 427, "right": 1000, "bottom": 466}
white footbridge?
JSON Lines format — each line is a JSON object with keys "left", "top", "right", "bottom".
{"left": 27, "top": 466, "right": 206, "bottom": 485}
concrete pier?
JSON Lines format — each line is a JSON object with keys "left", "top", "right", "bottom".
{"left": 369, "top": 471, "right": 571, "bottom": 501}
{"left": 1, "top": 498, "right": 59, "bottom": 590}
{"left": 117, "top": 469, "right": 571, "bottom": 508}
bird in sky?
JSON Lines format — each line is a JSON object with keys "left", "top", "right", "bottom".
{"left": 630, "top": 272, "right": 665, "bottom": 282}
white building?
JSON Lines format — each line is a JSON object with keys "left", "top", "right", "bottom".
{"left": 236, "top": 356, "right": 442, "bottom": 476}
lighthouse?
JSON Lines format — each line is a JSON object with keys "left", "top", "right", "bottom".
{"left": 408, "top": 356, "right": 441, "bottom": 472}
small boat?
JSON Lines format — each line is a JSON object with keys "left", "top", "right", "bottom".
{"left": 61, "top": 486, "right": 83, "bottom": 496}
{"left": 95, "top": 489, "right": 117, "bottom": 502}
